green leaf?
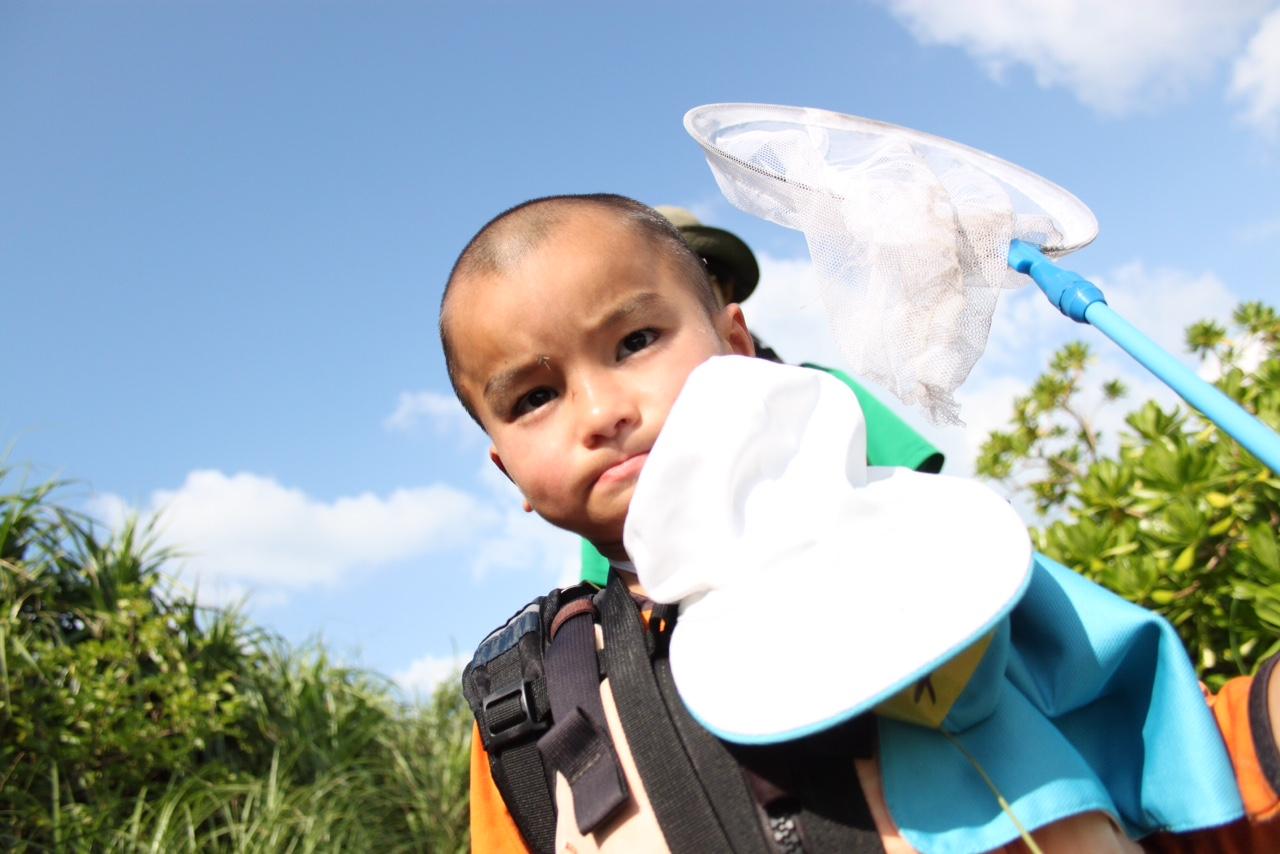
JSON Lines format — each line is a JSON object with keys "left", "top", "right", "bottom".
{"left": 1253, "top": 587, "right": 1280, "bottom": 631}
{"left": 1208, "top": 516, "right": 1236, "bottom": 537}
{"left": 1249, "top": 524, "right": 1280, "bottom": 575}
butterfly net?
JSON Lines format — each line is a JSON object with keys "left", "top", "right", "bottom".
{"left": 685, "top": 104, "right": 1097, "bottom": 424}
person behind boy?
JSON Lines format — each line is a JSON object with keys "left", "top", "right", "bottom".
{"left": 441, "top": 193, "right": 1280, "bottom": 852}
{"left": 579, "top": 206, "right": 943, "bottom": 585}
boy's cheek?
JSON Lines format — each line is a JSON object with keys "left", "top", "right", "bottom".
{"left": 486, "top": 438, "right": 541, "bottom": 508}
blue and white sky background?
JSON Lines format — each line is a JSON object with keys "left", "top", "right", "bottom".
{"left": 5, "top": 1, "right": 1279, "bottom": 694}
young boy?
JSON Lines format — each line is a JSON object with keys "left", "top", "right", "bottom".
{"left": 442, "top": 193, "right": 1280, "bottom": 852}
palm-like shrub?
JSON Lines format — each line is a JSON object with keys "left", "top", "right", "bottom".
{"left": 0, "top": 468, "right": 470, "bottom": 852}
{"left": 978, "top": 301, "right": 1280, "bottom": 687}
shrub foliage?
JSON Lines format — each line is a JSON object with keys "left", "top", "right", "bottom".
{"left": 978, "top": 301, "right": 1280, "bottom": 687}
{"left": 0, "top": 472, "right": 470, "bottom": 851}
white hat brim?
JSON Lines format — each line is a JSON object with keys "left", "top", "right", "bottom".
{"left": 669, "top": 466, "right": 1031, "bottom": 744}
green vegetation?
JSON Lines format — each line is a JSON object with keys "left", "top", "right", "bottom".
{"left": 978, "top": 301, "right": 1280, "bottom": 688}
{"left": 0, "top": 471, "right": 470, "bottom": 852}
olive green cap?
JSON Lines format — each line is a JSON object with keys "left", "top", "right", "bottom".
{"left": 655, "top": 206, "right": 760, "bottom": 304}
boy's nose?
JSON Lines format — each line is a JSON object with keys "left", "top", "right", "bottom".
{"left": 577, "top": 373, "right": 638, "bottom": 445}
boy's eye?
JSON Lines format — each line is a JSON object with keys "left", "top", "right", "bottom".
{"left": 514, "top": 387, "right": 557, "bottom": 417}
{"left": 618, "top": 329, "right": 658, "bottom": 359}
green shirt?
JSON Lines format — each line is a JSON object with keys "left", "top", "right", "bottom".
{"left": 579, "top": 363, "right": 943, "bottom": 585}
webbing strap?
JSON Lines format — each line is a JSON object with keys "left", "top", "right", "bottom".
{"left": 597, "top": 574, "right": 734, "bottom": 853}
{"left": 650, "top": 601, "right": 882, "bottom": 853}
{"left": 477, "top": 646, "right": 557, "bottom": 853}
{"left": 731, "top": 716, "right": 885, "bottom": 854}
{"left": 538, "top": 605, "right": 630, "bottom": 835}
{"left": 494, "top": 740, "right": 556, "bottom": 852}
{"left": 652, "top": 644, "right": 774, "bottom": 854}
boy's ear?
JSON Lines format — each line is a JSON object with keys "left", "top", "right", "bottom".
{"left": 489, "top": 446, "right": 535, "bottom": 513}
{"left": 719, "top": 303, "right": 755, "bottom": 357}
{"left": 488, "top": 445, "right": 509, "bottom": 479}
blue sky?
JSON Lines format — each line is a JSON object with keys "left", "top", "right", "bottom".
{"left": 5, "top": 1, "right": 1279, "bottom": 693}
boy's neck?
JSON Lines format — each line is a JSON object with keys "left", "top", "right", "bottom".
{"left": 608, "top": 558, "right": 647, "bottom": 596}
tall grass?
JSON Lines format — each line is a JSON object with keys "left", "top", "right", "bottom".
{"left": 0, "top": 466, "right": 470, "bottom": 851}
{"left": 99, "top": 678, "right": 471, "bottom": 853}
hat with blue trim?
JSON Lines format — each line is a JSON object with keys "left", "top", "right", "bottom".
{"left": 624, "top": 355, "right": 1032, "bottom": 743}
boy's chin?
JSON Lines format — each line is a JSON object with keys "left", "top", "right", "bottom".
{"left": 537, "top": 506, "right": 630, "bottom": 562}
{"left": 570, "top": 506, "right": 633, "bottom": 558}
{"left": 581, "top": 528, "right": 628, "bottom": 562}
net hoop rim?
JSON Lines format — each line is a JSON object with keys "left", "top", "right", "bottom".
{"left": 683, "top": 102, "right": 1099, "bottom": 258}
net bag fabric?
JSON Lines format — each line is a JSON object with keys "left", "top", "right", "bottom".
{"left": 685, "top": 104, "right": 1097, "bottom": 424}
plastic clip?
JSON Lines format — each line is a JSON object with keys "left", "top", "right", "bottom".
{"left": 482, "top": 679, "right": 548, "bottom": 749}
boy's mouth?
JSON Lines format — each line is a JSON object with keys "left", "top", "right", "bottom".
{"left": 597, "top": 452, "right": 649, "bottom": 486}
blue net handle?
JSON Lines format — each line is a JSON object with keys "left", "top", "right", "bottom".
{"left": 1009, "top": 240, "right": 1280, "bottom": 474}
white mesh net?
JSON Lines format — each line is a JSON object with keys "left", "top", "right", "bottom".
{"left": 685, "top": 104, "right": 1097, "bottom": 424}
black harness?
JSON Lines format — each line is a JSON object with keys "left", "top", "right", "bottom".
{"left": 462, "top": 572, "right": 885, "bottom": 853}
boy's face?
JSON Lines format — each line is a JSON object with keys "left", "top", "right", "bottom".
{"left": 448, "top": 209, "right": 753, "bottom": 558}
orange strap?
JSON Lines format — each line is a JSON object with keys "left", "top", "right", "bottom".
{"left": 1141, "top": 673, "right": 1280, "bottom": 853}
{"left": 470, "top": 723, "right": 533, "bottom": 853}
{"left": 1208, "top": 672, "right": 1280, "bottom": 822}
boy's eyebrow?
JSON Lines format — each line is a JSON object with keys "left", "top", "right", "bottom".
{"left": 481, "top": 292, "right": 664, "bottom": 408}
{"left": 484, "top": 362, "right": 541, "bottom": 408}
{"left": 594, "top": 291, "right": 661, "bottom": 328}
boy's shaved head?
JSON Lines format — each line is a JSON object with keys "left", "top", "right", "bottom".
{"left": 440, "top": 194, "right": 718, "bottom": 424}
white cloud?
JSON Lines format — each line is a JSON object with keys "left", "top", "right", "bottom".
{"left": 976, "top": 259, "right": 1235, "bottom": 374}
{"left": 882, "top": 0, "right": 1271, "bottom": 115}
{"left": 1199, "top": 331, "right": 1271, "bottom": 382}
{"left": 384, "top": 389, "right": 483, "bottom": 442}
{"left": 394, "top": 652, "right": 469, "bottom": 698}
{"left": 469, "top": 463, "right": 581, "bottom": 582}
{"left": 938, "top": 258, "right": 1241, "bottom": 480}
{"left": 1231, "top": 8, "right": 1280, "bottom": 136}
{"left": 743, "top": 253, "right": 848, "bottom": 368}
{"left": 943, "top": 375, "right": 1033, "bottom": 477}
{"left": 89, "top": 470, "right": 500, "bottom": 606}
{"left": 1089, "top": 262, "right": 1238, "bottom": 359}
{"left": 468, "top": 502, "right": 581, "bottom": 582}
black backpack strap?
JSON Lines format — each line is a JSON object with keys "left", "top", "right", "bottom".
{"left": 596, "top": 572, "right": 737, "bottom": 853}
{"left": 730, "top": 716, "right": 885, "bottom": 854}
{"left": 463, "top": 585, "right": 593, "bottom": 853}
{"left": 537, "top": 597, "right": 631, "bottom": 834}
{"left": 645, "top": 594, "right": 883, "bottom": 853}
{"left": 649, "top": 622, "right": 775, "bottom": 853}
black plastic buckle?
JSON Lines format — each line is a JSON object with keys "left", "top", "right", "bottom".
{"left": 482, "top": 679, "right": 548, "bottom": 750}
